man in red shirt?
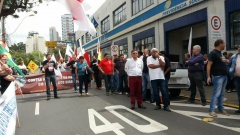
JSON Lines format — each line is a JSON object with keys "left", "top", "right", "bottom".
{"left": 99, "top": 53, "right": 115, "bottom": 96}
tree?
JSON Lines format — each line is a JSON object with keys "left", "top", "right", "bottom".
{"left": 1, "top": 0, "right": 42, "bottom": 18}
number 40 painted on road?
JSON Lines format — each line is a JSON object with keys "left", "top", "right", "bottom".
{"left": 88, "top": 105, "right": 168, "bottom": 135}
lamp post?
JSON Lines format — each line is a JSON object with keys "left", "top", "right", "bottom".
{"left": 2, "top": 13, "right": 35, "bottom": 43}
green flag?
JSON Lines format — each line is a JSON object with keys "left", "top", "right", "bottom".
{"left": 0, "top": 44, "right": 25, "bottom": 78}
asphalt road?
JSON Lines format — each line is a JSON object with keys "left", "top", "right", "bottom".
{"left": 15, "top": 88, "right": 240, "bottom": 135}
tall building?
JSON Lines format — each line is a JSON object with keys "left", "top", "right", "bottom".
{"left": 61, "top": 14, "right": 74, "bottom": 41}
{"left": 49, "top": 27, "right": 60, "bottom": 41}
{"left": 26, "top": 31, "right": 47, "bottom": 53}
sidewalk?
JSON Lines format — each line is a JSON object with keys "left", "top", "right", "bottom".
{"left": 180, "top": 85, "right": 239, "bottom": 108}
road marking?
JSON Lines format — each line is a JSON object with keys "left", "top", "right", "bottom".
{"left": 170, "top": 102, "right": 236, "bottom": 110}
{"left": 35, "top": 102, "right": 39, "bottom": 115}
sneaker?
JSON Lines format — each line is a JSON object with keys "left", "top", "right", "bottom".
{"left": 202, "top": 102, "right": 207, "bottom": 106}
{"left": 54, "top": 96, "right": 60, "bottom": 99}
{"left": 235, "top": 109, "right": 240, "bottom": 114}
{"left": 106, "top": 92, "right": 110, "bottom": 96}
{"left": 209, "top": 112, "right": 217, "bottom": 117}
{"left": 119, "top": 92, "right": 122, "bottom": 95}
{"left": 232, "top": 89, "right": 237, "bottom": 92}
{"left": 163, "top": 107, "right": 171, "bottom": 112}
{"left": 138, "top": 104, "right": 146, "bottom": 109}
{"left": 227, "top": 90, "right": 231, "bottom": 93}
{"left": 154, "top": 106, "right": 161, "bottom": 110}
{"left": 130, "top": 104, "right": 135, "bottom": 110}
{"left": 219, "top": 110, "right": 230, "bottom": 116}
{"left": 86, "top": 93, "right": 89, "bottom": 96}
{"left": 186, "top": 100, "right": 196, "bottom": 104}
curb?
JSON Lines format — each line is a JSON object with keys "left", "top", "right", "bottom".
{"left": 180, "top": 94, "right": 239, "bottom": 109}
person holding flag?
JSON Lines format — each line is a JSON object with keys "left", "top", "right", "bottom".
{"left": 42, "top": 53, "right": 59, "bottom": 100}
{"left": 66, "top": 55, "right": 78, "bottom": 93}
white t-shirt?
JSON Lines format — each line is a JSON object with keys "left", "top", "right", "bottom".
{"left": 147, "top": 56, "right": 165, "bottom": 80}
{"left": 18, "top": 65, "right": 26, "bottom": 70}
{"left": 125, "top": 58, "right": 143, "bottom": 76}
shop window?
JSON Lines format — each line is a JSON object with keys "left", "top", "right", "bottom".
{"left": 114, "top": 3, "right": 127, "bottom": 26}
{"left": 230, "top": 10, "right": 240, "bottom": 48}
{"left": 133, "top": 36, "right": 155, "bottom": 51}
{"left": 132, "top": 0, "right": 154, "bottom": 15}
{"left": 81, "top": 35, "right": 85, "bottom": 44}
{"left": 119, "top": 44, "right": 128, "bottom": 55}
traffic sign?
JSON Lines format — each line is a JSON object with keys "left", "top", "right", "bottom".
{"left": 211, "top": 16, "right": 221, "bottom": 30}
{"left": 111, "top": 45, "right": 118, "bottom": 56}
{"left": 45, "top": 41, "right": 57, "bottom": 47}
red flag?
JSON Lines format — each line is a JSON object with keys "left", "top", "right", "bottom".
{"left": 58, "top": 49, "right": 63, "bottom": 63}
{"left": 84, "top": 51, "right": 90, "bottom": 66}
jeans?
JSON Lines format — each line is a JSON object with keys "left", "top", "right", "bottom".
{"left": 72, "top": 73, "right": 78, "bottom": 91}
{"left": 94, "top": 72, "right": 102, "bottom": 88}
{"left": 129, "top": 76, "right": 142, "bottom": 105}
{"left": 112, "top": 71, "right": 119, "bottom": 90}
{"left": 234, "top": 76, "right": 240, "bottom": 107}
{"left": 189, "top": 72, "right": 206, "bottom": 103}
{"left": 142, "top": 73, "right": 154, "bottom": 101}
{"left": 78, "top": 75, "right": 89, "bottom": 94}
{"left": 209, "top": 75, "right": 227, "bottom": 112}
{"left": 118, "top": 75, "right": 128, "bottom": 93}
{"left": 103, "top": 74, "right": 113, "bottom": 93}
{"left": 151, "top": 79, "right": 169, "bottom": 108}
{"left": 45, "top": 75, "right": 57, "bottom": 97}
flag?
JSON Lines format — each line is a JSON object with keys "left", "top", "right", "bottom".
{"left": 188, "top": 27, "right": 192, "bottom": 56}
{"left": 97, "top": 38, "right": 102, "bottom": 61}
{"left": 65, "top": 0, "right": 97, "bottom": 36}
{"left": 74, "top": 46, "right": 78, "bottom": 57}
{"left": 58, "top": 49, "right": 63, "bottom": 63}
{"left": 0, "top": 40, "right": 9, "bottom": 52}
{"left": 84, "top": 51, "right": 90, "bottom": 66}
{"left": 27, "top": 60, "right": 39, "bottom": 73}
{"left": 0, "top": 82, "right": 17, "bottom": 135}
{"left": 0, "top": 45, "right": 25, "bottom": 78}
{"left": 77, "top": 39, "right": 85, "bottom": 58}
{"left": 65, "top": 45, "right": 74, "bottom": 57}
{"left": 91, "top": 16, "right": 99, "bottom": 29}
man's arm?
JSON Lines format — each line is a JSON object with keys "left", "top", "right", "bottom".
{"left": 207, "top": 61, "right": 213, "bottom": 84}
{"left": 158, "top": 57, "right": 165, "bottom": 67}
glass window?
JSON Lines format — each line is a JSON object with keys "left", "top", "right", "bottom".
{"left": 101, "top": 16, "right": 110, "bottom": 34}
{"left": 114, "top": 3, "right": 127, "bottom": 26}
{"left": 119, "top": 44, "right": 128, "bottom": 55}
{"left": 133, "top": 36, "right": 155, "bottom": 51}
{"left": 230, "top": 10, "right": 240, "bottom": 48}
{"left": 81, "top": 35, "right": 85, "bottom": 44}
{"left": 132, "top": 0, "right": 154, "bottom": 15}
{"left": 85, "top": 33, "right": 91, "bottom": 43}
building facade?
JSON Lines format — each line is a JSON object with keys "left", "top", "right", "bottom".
{"left": 26, "top": 32, "right": 47, "bottom": 53}
{"left": 49, "top": 27, "right": 60, "bottom": 41}
{"left": 76, "top": 0, "right": 240, "bottom": 62}
{"left": 61, "top": 14, "right": 74, "bottom": 41}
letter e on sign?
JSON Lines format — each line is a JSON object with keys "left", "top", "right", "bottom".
{"left": 211, "top": 16, "right": 221, "bottom": 30}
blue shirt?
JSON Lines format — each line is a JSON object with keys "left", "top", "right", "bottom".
{"left": 188, "top": 53, "right": 204, "bottom": 73}
{"left": 77, "top": 62, "right": 88, "bottom": 76}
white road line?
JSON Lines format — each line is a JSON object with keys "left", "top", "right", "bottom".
{"left": 35, "top": 102, "right": 39, "bottom": 115}
{"left": 170, "top": 102, "right": 236, "bottom": 110}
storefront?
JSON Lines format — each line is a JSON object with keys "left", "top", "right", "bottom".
{"left": 114, "top": 38, "right": 128, "bottom": 55}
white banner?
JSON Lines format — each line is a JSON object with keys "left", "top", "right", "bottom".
{"left": 0, "top": 82, "right": 17, "bottom": 135}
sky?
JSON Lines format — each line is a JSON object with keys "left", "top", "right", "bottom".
{"left": 5, "top": 0, "right": 106, "bottom": 45}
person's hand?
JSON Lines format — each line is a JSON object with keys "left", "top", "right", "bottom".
{"left": 5, "top": 68, "right": 12, "bottom": 74}
{"left": 207, "top": 77, "right": 211, "bottom": 85}
{"left": 194, "top": 63, "right": 199, "bottom": 66}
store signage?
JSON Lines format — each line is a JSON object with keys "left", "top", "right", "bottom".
{"left": 162, "top": 0, "right": 205, "bottom": 17}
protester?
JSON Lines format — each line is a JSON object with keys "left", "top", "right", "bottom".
{"left": 125, "top": 50, "right": 146, "bottom": 109}
{"left": 142, "top": 48, "right": 155, "bottom": 103}
{"left": 187, "top": 45, "right": 206, "bottom": 106}
{"left": 18, "top": 60, "right": 27, "bottom": 75}
{"left": 159, "top": 51, "right": 171, "bottom": 105}
{"left": 0, "top": 54, "right": 20, "bottom": 94}
{"left": 76, "top": 56, "right": 89, "bottom": 96}
{"left": 42, "top": 53, "right": 59, "bottom": 100}
{"left": 98, "top": 53, "right": 115, "bottom": 96}
{"left": 112, "top": 54, "right": 119, "bottom": 91}
{"left": 90, "top": 55, "right": 102, "bottom": 90}
{"left": 147, "top": 48, "right": 171, "bottom": 112}
{"left": 138, "top": 50, "right": 143, "bottom": 59}
{"left": 207, "top": 39, "right": 229, "bottom": 117}
{"left": 66, "top": 55, "right": 78, "bottom": 93}
{"left": 227, "top": 44, "right": 240, "bottom": 114}
{"left": 226, "top": 53, "right": 235, "bottom": 93}
{"left": 115, "top": 54, "right": 128, "bottom": 95}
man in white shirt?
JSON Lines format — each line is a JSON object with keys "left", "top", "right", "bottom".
{"left": 147, "top": 48, "right": 171, "bottom": 112}
{"left": 125, "top": 50, "right": 146, "bottom": 110}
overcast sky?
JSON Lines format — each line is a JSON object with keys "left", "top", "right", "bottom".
{"left": 5, "top": 0, "right": 106, "bottom": 45}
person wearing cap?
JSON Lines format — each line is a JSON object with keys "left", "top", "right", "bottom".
{"left": 228, "top": 44, "right": 240, "bottom": 114}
